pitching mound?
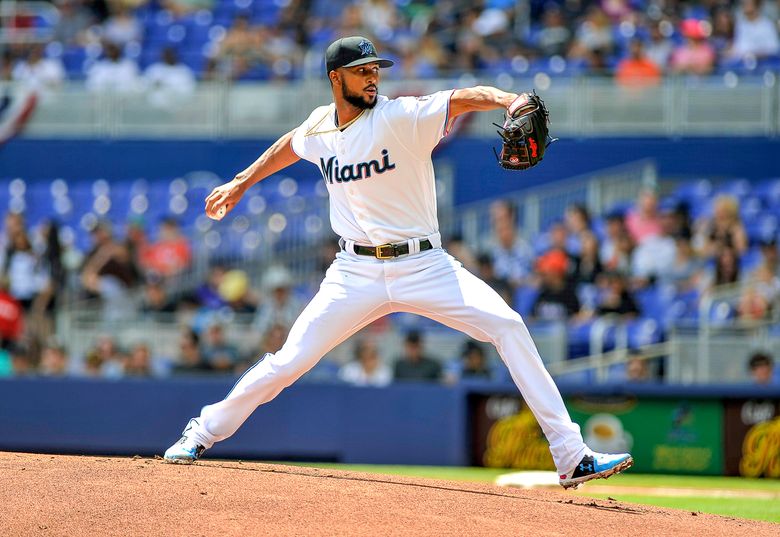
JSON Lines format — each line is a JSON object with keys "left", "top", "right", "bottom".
{"left": 0, "top": 452, "right": 774, "bottom": 536}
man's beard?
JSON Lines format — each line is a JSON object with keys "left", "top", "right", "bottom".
{"left": 342, "top": 84, "right": 377, "bottom": 110}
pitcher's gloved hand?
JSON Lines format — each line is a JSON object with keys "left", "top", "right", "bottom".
{"left": 494, "top": 91, "right": 555, "bottom": 171}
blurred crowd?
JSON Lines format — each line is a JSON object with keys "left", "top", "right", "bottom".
{"left": 1, "top": 180, "right": 778, "bottom": 385}
{"left": 1, "top": 0, "right": 779, "bottom": 101}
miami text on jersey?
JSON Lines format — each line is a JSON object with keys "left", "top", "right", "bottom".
{"left": 319, "top": 149, "right": 396, "bottom": 184}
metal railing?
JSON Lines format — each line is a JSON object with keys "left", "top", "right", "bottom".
{"left": 11, "top": 75, "right": 780, "bottom": 139}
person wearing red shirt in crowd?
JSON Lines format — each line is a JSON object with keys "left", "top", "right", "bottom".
{"left": 140, "top": 217, "right": 192, "bottom": 278}
{"left": 616, "top": 39, "right": 662, "bottom": 88}
{"left": 0, "top": 277, "right": 24, "bottom": 345}
{"left": 670, "top": 19, "right": 716, "bottom": 75}
{"left": 625, "top": 189, "right": 663, "bottom": 245}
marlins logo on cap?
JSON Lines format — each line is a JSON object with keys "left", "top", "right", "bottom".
{"left": 358, "top": 39, "right": 375, "bottom": 56}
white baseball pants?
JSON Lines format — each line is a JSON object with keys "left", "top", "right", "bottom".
{"left": 188, "top": 244, "right": 587, "bottom": 474}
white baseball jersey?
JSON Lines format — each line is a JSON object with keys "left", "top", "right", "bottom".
{"left": 291, "top": 91, "right": 454, "bottom": 245}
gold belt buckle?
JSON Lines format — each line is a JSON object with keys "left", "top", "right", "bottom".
{"left": 375, "top": 243, "right": 395, "bottom": 259}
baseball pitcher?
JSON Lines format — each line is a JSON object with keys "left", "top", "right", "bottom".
{"left": 164, "top": 36, "right": 632, "bottom": 489}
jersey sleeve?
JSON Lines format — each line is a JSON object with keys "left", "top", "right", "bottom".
{"left": 388, "top": 90, "right": 454, "bottom": 155}
{"left": 290, "top": 106, "right": 329, "bottom": 164}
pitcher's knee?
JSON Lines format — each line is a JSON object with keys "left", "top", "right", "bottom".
{"left": 489, "top": 315, "right": 526, "bottom": 341}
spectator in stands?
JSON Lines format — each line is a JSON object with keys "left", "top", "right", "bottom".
{"left": 218, "top": 269, "right": 257, "bottom": 314}
{"left": 476, "top": 253, "right": 513, "bottom": 308}
{"left": 445, "top": 234, "right": 478, "bottom": 275}
{"left": 261, "top": 26, "right": 302, "bottom": 80}
{"left": 730, "top": 0, "right": 780, "bottom": 59}
{"left": 669, "top": 19, "right": 716, "bottom": 75}
{"left": 695, "top": 195, "right": 748, "bottom": 258}
{"left": 488, "top": 199, "right": 534, "bottom": 287}
{"left": 631, "top": 207, "right": 678, "bottom": 287}
{"left": 201, "top": 322, "right": 240, "bottom": 373}
{"left": 625, "top": 189, "right": 662, "bottom": 245}
{"left": 393, "top": 330, "right": 442, "bottom": 382}
{"left": 738, "top": 261, "right": 780, "bottom": 320}
{"left": 258, "top": 323, "right": 287, "bottom": 356}
{"left": 338, "top": 337, "right": 392, "bottom": 387}
{"left": 748, "top": 351, "right": 775, "bottom": 384}
{"left": 140, "top": 276, "right": 177, "bottom": 319}
{"left": 547, "top": 221, "right": 578, "bottom": 276}
{"left": 644, "top": 21, "right": 674, "bottom": 70}
{"left": 564, "top": 204, "right": 591, "bottom": 255}
{"left": 600, "top": 212, "right": 627, "bottom": 268}
{"left": 143, "top": 48, "right": 197, "bottom": 110}
{"left": 615, "top": 39, "right": 662, "bottom": 87}
{"left": 660, "top": 230, "right": 704, "bottom": 291}
{"left": 217, "top": 14, "right": 262, "bottom": 80}
{"left": 3, "top": 229, "right": 48, "bottom": 311}
{"left": 625, "top": 354, "right": 652, "bottom": 382}
{"left": 196, "top": 264, "right": 227, "bottom": 309}
{"left": 11, "top": 45, "right": 65, "bottom": 99}
{"left": 701, "top": 245, "right": 741, "bottom": 291}
{"left": 86, "top": 42, "right": 142, "bottom": 94}
{"left": 125, "top": 342, "right": 152, "bottom": 377}
{"left": 87, "top": 334, "right": 126, "bottom": 378}
{"left": 38, "top": 343, "right": 69, "bottom": 376}
{"left": 0, "top": 212, "right": 26, "bottom": 268}
{"left": 53, "top": 0, "right": 95, "bottom": 46}
{"left": 0, "top": 277, "right": 24, "bottom": 347}
{"left": 573, "top": 231, "right": 603, "bottom": 284}
{"left": 457, "top": 340, "right": 492, "bottom": 381}
{"left": 80, "top": 220, "right": 140, "bottom": 319}
{"left": 170, "top": 328, "right": 212, "bottom": 375}
{"left": 568, "top": 6, "right": 615, "bottom": 66}
{"left": 532, "top": 249, "right": 581, "bottom": 321}
{"left": 758, "top": 238, "right": 779, "bottom": 277}
{"left": 253, "top": 265, "right": 302, "bottom": 337}
{"left": 594, "top": 271, "right": 639, "bottom": 318}
{"left": 711, "top": 8, "right": 736, "bottom": 58}
{"left": 535, "top": 6, "right": 572, "bottom": 57}
{"left": 101, "top": 4, "right": 142, "bottom": 46}
{"left": 9, "top": 343, "right": 34, "bottom": 376}
{"left": 140, "top": 216, "right": 192, "bottom": 277}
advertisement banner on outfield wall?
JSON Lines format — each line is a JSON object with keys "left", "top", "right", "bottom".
{"left": 470, "top": 394, "right": 724, "bottom": 474}
{"left": 724, "top": 399, "right": 780, "bottom": 478}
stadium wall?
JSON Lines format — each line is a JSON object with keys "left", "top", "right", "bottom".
{"left": 3, "top": 137, "right": 780, "bottom": 204}
{"left": 2, "top": 378, "right": 779, "bottom": 477}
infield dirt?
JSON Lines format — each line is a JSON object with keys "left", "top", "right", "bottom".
{"left": 0, "top": 452, "right": 775, "bottom": 536}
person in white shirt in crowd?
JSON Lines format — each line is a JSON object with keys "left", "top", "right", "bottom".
{"left": 730, "top": 0, "right": 780, "bottom": 59}
{"left": 338, "top": 337, "right": 392, "bottom": 387}
{"left": 11, "top": 45, "right": 65, "bottom": 100}
{"left": 101, "top": 5, "right": 143, "bottom": 47}
{"left": 144, "top": 47, "right": 196, "bottom": 109}
{"left": 252, "top": 265, "right": 304, "bottom": 338}
{"left": 86, "top": 42, "right": 142, "bottom": 94}
{"left": 631, "top": 207, "right": 678, "bottom": 287}
{"left": 487, "top": 199, "right": 534, "bottom": 288}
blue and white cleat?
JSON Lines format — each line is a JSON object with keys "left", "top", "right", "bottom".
{"left": 163, "top": 419, "right": 206, "bottom": 464}
{"left": 559, "top": 452, "right": 633, "bottom": 490}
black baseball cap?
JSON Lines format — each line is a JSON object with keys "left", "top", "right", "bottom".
{"left": 325, "top": 36, "right": 394, "bottom": 74}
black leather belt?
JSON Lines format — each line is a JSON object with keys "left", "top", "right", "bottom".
{"left": 352, "top": 239, "right": 433, "bottom": 259}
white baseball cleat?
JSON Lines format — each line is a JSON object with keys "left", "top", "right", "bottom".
{"left": 559, "top": 452, "right": 633, "bottom": 490}
{"left": 163, "top": 419, "right": 206, "bottom": 464}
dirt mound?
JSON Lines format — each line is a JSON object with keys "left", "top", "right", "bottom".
{"left": 0, "top": 452, "right": 773, "bottom": 537}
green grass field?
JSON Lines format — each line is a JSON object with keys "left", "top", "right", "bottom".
{"left": 280, "top": 463, "right": 780, "bottom": 523}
